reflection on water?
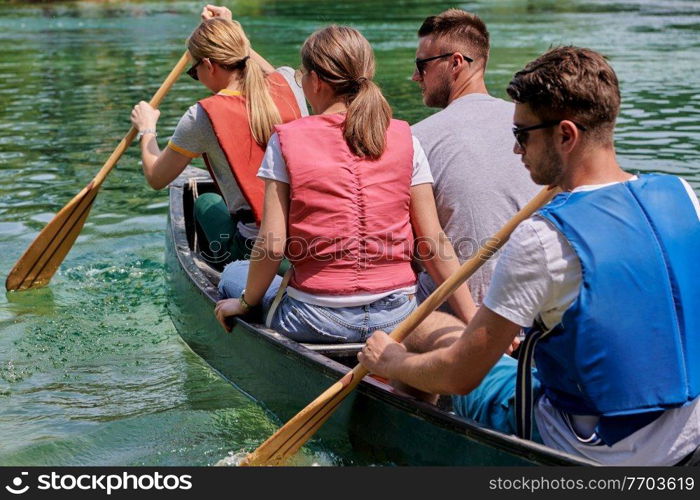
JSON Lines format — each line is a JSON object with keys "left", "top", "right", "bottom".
{"left": 0, "top": 0, "right": 698, "bottom": 466}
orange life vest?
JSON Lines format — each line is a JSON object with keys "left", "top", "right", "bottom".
{"left": 198, "top": 72, "right": 302, "bottom": 224}
{"left": 276, "top": 114, "right": 417, "bottom": 295}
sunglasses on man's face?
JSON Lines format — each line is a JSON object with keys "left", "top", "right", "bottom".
{"left": 512, "top": 120, "right": 588, "bottom": 149}
{"left": 415, "top": 52, "right": 473, "bottom": 76}
{"left": 187, "top": 59, "right": 203, "bottom": 81}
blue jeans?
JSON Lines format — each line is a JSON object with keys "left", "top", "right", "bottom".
{"left": 218, "top": 260, "right": 417, "bottom": 343}
{"left": 416, "top": 271, "right": 455, "bottom": 315}
{"left": 451, "top": 354, "right": 544, "bottom": 443}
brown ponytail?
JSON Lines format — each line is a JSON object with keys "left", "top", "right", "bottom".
{"left": 187, "top": 18, "right": 281, "bottom": 145}
{"left": 301, "top": 26, "right": 392, "bottom": 159}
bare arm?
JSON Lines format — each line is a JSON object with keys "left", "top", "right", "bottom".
{"left": 130, "top": 101, "right": 191, "bottom": 190}
{"left": 358, "top": 306, "right": 521, "bottom": 394}
{"left": 214, "top": 179, "right": 288, "bottom": 329}
{"left": 410, "top": 183, "right": 477, "bottom": 323}
{"left": 244, "top": 179, "right": 289, "bottom": 305}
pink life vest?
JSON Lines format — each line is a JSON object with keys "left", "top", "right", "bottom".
{"left": 275, "top": 114, "right": 416, "bottom": 295}
{"left": 198, "top": 72, "right": 302, "bottom": 224}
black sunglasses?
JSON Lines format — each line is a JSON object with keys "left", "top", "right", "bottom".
{"left": 187, "top": 59, "right": 203, "bottom": 81}
{"left": 415, "top": 52, "right": 473, "bottom": 75}
{"left": 512, "top": 120, "right": 588, "bottom": 149}
{"left": 187, "top": 56, "right": 250, "bottom": 81}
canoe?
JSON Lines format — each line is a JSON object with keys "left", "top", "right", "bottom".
{"left": 165, "top": 167, "right": 594, "bottom": 466}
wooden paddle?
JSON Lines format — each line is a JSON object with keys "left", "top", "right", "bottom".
{"left": 5, "top": 50, "right": 192, "bottom": 292}
{"left": 239, "top": 185, "right": 561, "bottom": 466}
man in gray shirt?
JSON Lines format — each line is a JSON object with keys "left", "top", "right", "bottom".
{"left": 411, "top": 9, "right": 538, "bottom": 309}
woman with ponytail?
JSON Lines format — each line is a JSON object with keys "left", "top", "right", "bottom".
{"left": 215, "top": 26, "right": 475, "bottom": 343}
{"left": 130, "top": 6, "right": 306, "bottom": 264}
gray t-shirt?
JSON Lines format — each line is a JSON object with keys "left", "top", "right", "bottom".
{"left": 412, "top": 93, "right": 539, "bottom": 305}
{"left": 168, "top": 66, "right": 307, "bottom": 219}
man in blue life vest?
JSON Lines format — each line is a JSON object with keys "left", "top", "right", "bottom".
{"left": 359, "top": 46, "right": 700, "bottom": 465}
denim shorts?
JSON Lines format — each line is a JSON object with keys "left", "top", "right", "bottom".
{"left": 219, "top": 260, "right": 417, "bottom": 343}
{"left": 451, "top": 354, "right": 543, "bottom": 443}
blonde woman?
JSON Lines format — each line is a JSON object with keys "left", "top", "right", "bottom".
{"left": 130, "top": 7, "right": 306, "bottom": 264}
{"left": 215, "top": 26, "right": 475, "bottom": 343}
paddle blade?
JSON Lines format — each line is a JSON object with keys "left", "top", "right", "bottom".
{"left": 5, "top": 50, "right": 191, "bottom": 292}
{"left": 239, "top": 366, "right": 367, "bottom": 466}
{"left": 5, "top": 181, "right": 98, "bottom": 291}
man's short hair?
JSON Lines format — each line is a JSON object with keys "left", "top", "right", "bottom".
{"left": 507, "top": 46, "right": 621, "bottom": 142}
{"left": 418, "top": 9, "right": 489, "bottom": 65}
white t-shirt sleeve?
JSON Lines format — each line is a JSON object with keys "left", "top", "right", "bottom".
{"left": 411, "top": 136, "right": 433, "bottom": 186}
{"left": 257, "top": 133, "right": 289, "bottom": 183}
{"left": 679, "top": 178, "right": 700, "bottom": 220}
{"left": 275, "top": 66, "right": 309, "bottom": 117}
{"left": 483, "top": 216, "right": 581, "bottom": 329}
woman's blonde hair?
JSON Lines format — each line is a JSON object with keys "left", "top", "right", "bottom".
{"left": 187, "top": 18, "right": 281, "bottom": 145}
{"left": 301, "top": 26, "right": 392, "bottom": 159}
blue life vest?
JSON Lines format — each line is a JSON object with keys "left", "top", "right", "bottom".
{"left": 517, "top": 174, "right": 700, "bottom": 445}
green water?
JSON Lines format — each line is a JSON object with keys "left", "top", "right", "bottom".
{"left": 0, "top": 0, "right": 698, "bottom": 466}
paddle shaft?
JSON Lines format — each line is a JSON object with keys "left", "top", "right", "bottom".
{"left": 240, "top": 185, "right": 561, "bottom": 466}
{"left": 5, "top": 50, "right": 191, "bottom": 291}
{"left": 93, "top": 50, "right": 192, "bottom": 186}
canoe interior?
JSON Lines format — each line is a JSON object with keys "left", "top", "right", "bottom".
{"left": 165, "top": 168, "right": 595, "bottom": 466}
{"left": 179, "top": 175, "right": 364, "bottom": 365}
